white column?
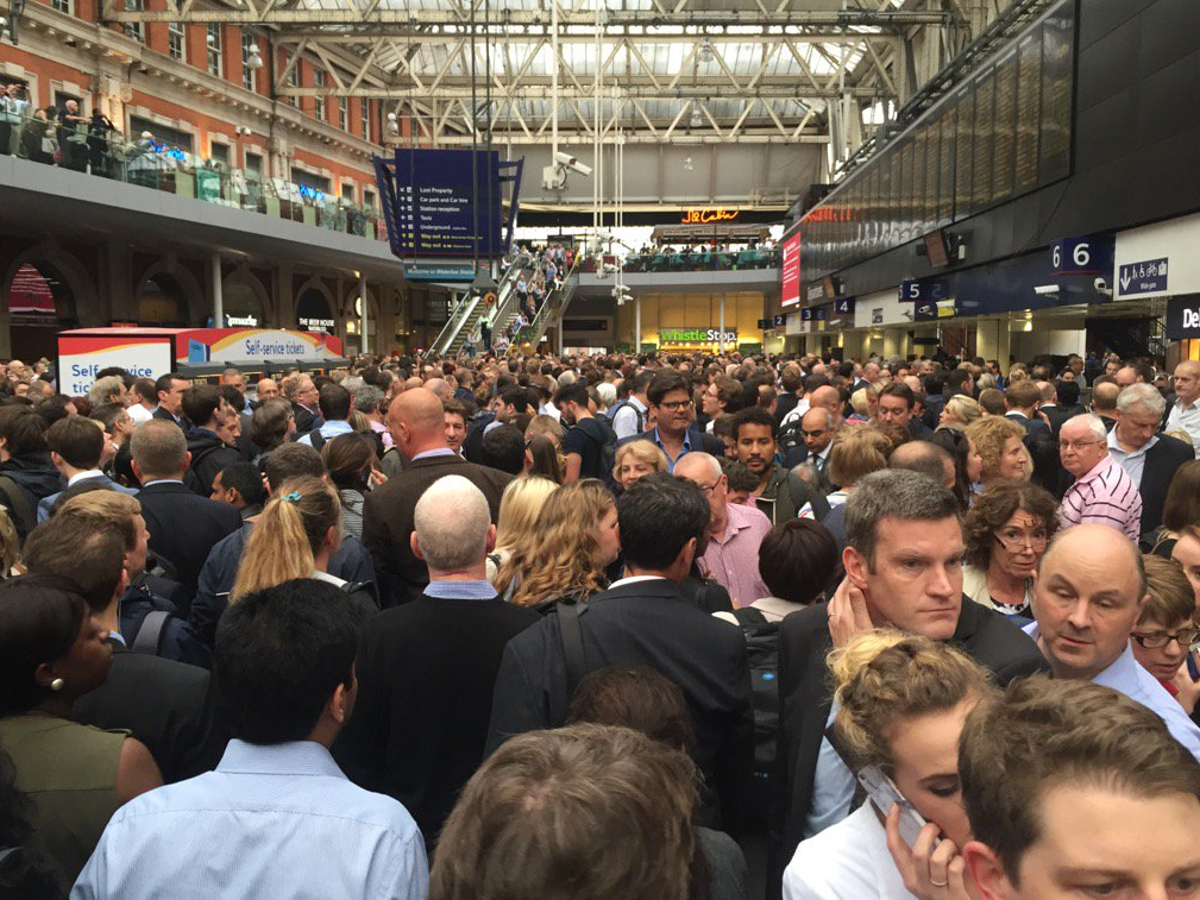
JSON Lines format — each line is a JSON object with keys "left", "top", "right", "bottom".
{"left": 634, "top": 295, "right": 642, "bottom": 353}
{"left": 210, "top": 253, "right": 223, "bottom": 327}
{"left": 359, "top": 275, "right": 369, "bottom": 355}
{"left": 718, "top": 293, "right": 726, "bottom": 354}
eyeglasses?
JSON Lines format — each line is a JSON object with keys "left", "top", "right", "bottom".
{"left": 696, "top": 480, "right": 720, "bottom": 497}
{"left": 993, "top": 531, "right": 1048, "bottom": 553}
{"left": 657, "top": 399, "right": 694, "bottom": 412}
{"left": 1132, "top": 628, "right": 1200, "bottom": 650}
{"left": 1058, "top": 439, "right": 1104, "bottom": 452}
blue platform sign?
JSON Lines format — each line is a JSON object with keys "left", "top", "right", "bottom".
{"left": 1119, "top": 258, "right": 1169, "bottom": 296}
{"left": 773, "top": 314, "right": 786, "bottom": 327}
{"left": 834, "top": 298, "right": 855, "bottom": 316}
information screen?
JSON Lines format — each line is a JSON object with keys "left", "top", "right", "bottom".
{"left": 992, "top": 50, "right": 1019, "bottom": 202}
{"left": 1015, "top": 33, "right": 1043, "bottom": 193}
{"left": 391, "top": 149, "right": 503, "bottom": 258}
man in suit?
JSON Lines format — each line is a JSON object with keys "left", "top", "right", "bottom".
{"left": 22, "top": 513, "right": 227, "bottom": 782}
{"left": 1091, "top": 378, "right": 1121, "bottom": 432}
{"left": 877, "top": 382, "right": 935, "bottom": 440}
{"left": 771, "top": 470, "right": 1048, "bottom": 896}
{"left": 151, "top": 372, "right": 191, "bottom": 433}
{"left": 337, "top": 475, "right": 540, "bottom": 849}
{"left": 487, "top": 474, "right": 755, "bottom": 832}
{"left": 616, "top": 369, "right": 725, "bottom": 471}
{"left": 362, "top": 388, "right": 511, "bottom": 606}
{"left": 287, "top": 373, "right": 323, "bottom": 435}
{"left": 1005, "top": 379, "right": 1061, "bottom": 494}
{"left": 1043, "top": 378, "right": 1085, "bottom": 439}
{"left": 774, "top": 366, "right": 804, "bottom": 427}
{"left": 1108, "top": 383, "right": 1193, "bottom": 535}
{"left": 38, "top": 415, "right": 138, "bottom": 520}
{"left": 131, "top": 419, "right": 243, "bottom": 615}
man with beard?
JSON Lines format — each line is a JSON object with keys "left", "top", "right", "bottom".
{"left": 730, "top": 407, "right": 828, "bottom": 524}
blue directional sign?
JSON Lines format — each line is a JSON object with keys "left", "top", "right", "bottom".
{"left": 773, "top": 314, "right": 786, "bottom": 327}
{"left": 1119, "top": 258, "right": 1169, "bottom": 296}
{"left": 834, "top": 298, "right": 855, "bottom": 316}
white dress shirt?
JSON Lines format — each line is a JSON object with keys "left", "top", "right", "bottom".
{"left": 1166, "top": 397, "right": 1200, "bottom": 459}
{"left": 784, "top": 804, "right": 916, "bottom": 900}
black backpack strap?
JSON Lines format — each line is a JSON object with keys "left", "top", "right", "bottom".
{"left": 131, "top": 610, "right": 170, "bottom": 656}
{"left": 0, "top": 476, "right": 36, "bottom": 539}
{"left": 730, "top": 606, "right": 770, "bottom": 627}
{"left": 557, "top": 596, "right": 589, "bottom": 697}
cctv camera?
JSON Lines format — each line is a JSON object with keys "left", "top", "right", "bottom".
{"left": 1094, "top": 277, "right": 1109, "bottom": 292}
{"left": 554, "top": 150, "right": 592, "bottom": 177}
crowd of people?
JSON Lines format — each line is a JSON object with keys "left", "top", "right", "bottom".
{"left": 1, "top": 344, "right": 1200, "bottom": 900}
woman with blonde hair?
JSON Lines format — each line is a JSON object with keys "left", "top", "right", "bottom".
{"left": 964, "top": 415, "right": 1030, "bottom": 489}
{"left": 486, "top": 476, "right": 558, "bottom": 582}
{"left": 937, "top": 394, "right": 981, "bottom": 431}
{"left": 495, "top": 479, "right": 621, "bottom": 610}
{"left": 783, "top": 631, "right": 998, "bottom": 900}
{"left": 612, "top": 439, "right": 670, "bottom": 493}
{"left": 231, "top": 475, "right": 376, "bottom": 615}
{"left": 799, "top": 426, "right": 892, "bottom": 518}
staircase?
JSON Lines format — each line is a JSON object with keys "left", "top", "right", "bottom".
{"left": 1086, "top": 316, "right": 1162, "bottom": 362}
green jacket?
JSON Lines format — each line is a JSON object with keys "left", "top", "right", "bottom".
{"left": 755, "top": 463, "right": 829, "bottom": 524}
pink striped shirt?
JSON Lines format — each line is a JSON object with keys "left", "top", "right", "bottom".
{"left": 1060, "top": 454, "right": 1143, "bottom": 541}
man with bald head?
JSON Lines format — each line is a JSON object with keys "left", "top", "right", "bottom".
{"left": 1167, "top": 359, "right": 1200, "bottom": 456}
{"left": 424, "top": 377, "right": 452, "bottom": 403}
{"left": 888, "top": 439, "right": 955, "bottom": 490}
{"left": 253, "top": 377, "right": 279, "bottom": 404}
{"left": 1090, "top": 379, "right": 1121, "bottom": 431}
{"left": 675, "top": 452, "right": 771, "bottom": 606}
{"left": 362, "top": 388, "right": 513, "bottom": 605}
{"left": 1027, "top": 525, "right": 1200, "bottom": 759}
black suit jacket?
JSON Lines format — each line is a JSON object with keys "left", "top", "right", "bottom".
{"left": 138, "top": 482, "right": 243, "bottom": 614}
{"left": 361, "top": 454, "right": 512, "bottom": 605}
{"left": 151, "top": 406, "right": 190, "bottom": 433}
{"left": 775, "top": 393, "right": 800, "bottom": 428}
{"left": 73, "top": 644, "right": 227, "bottom": 783}
{"left": 770, "top": 598, "right": 1049, "bottom": 896}
{"left": 335, "top": 593, "right": 541, "bottom": 848}
{"left": 1007, "top": 412, "right": 1062, "bottom": 495}
{"left": 487, "top": 578, "right": 755, "bottom": 830}
{"left": 1137, "top": 434, "right": 1193, "bottom": 534}
{"left": 1042, "top": 403, "right": 1083, "bottom": 439}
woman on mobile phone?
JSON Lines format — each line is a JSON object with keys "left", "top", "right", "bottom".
{"left": 782, "top": 631, "right": 997, "bottom": 900}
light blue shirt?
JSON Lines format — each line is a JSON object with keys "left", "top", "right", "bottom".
{"left": 298, "top": 419, "right": 354, "bottom": 447}
{"left": 411, "top": 447, "right": 457, "bottom": 462}
{"left": 1024, "top": 623, "right": 1200, "bottom": 761}
{"left": 1107, "top": 426, "right": 1157, "bottom": 489}
{"left": 803, "top": 700, "right": 855, "bottom": 838}
{"left": 424, "top": 579, "right": 498, "bottom": 601}
{"left": 652, "top": 426, "right": 694, "bottom": 473}
{"left": 71, "top": 739, "right": 428, "bottom": 900}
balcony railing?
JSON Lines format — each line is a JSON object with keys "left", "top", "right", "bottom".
{"left": 619, "top": 247, "right": 781, "bottom": 273}
{"left": 2, "top": 111, "right": 385, "bottom": 242}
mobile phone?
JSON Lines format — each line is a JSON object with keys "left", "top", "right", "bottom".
{"left": 857, "top": 764, "right": 935, "bottom": 849}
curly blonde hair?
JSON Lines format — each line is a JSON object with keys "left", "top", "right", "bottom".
{"left": 964, "top": 416, "right": 1028, "bottom": 482}
{"left": 496, "top": 479, "right": 615, "bottom": 607}
{"left": 829, "top": 630, "right": 997, "bottom": 773}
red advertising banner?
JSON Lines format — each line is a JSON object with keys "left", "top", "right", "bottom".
{"left": 781, "top": 232, "right": 801, "bottom": 307}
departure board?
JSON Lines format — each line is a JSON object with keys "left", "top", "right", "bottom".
{"left": 1039, "top": 7, "right": 1073, "bottom": 183}
{"left": 926, "top": 119, "right": 943, "bottom": 229}
{"left": 971, "top": 69, "right": 995, "bottom": 214}
{"left": 799, "top": 0, "right": 1075, "bottom": 280}
{"left": 992, "top": 50, "right": 1018, "bottom": 202}
{"left": 938, "top": 105, "right": 956, "bottom": 225}
{"left": 952, "top": 83, "right": 974, "bottom": 220}
{"left": 1015, "top": 33, "right": 1042, "bottom": 192}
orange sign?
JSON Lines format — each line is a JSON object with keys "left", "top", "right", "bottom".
{"left": 681, "top": 208, "right": 740, "bottom": 225}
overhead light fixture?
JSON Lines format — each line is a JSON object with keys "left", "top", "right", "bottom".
{"left": 690, "top": 107, "right": 703, "bottom": 128}
{"left": 682, "top": 156, "right": 694, "bottom": 171}
{"left": 207, "top": 31, "right": 217, "bottom": 46}
{"left": 246, "top": 43, "right": 263, "bottom": 69}
{"left": 697, "top": 37, "right": 714, "bottom": 63}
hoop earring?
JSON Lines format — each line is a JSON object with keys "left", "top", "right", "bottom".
{"left": 50, "top": 678, "right": 65, "bottom": 692}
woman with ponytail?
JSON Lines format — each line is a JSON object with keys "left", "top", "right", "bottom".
{"left": 231, "top": 475, "right": 377, "bottom": 616}
{"left": 782, "top": 631, "right": 997, "bottom": 900}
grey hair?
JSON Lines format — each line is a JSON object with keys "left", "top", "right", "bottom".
{"left": 1062, "top": 413, "right": 1107, "bottom": 443}
{"left": 844, "top": 469, "right": 961, "bottom": 566}
{"left": 87, "top": 375, "right": 125, "bottom": 406}
{"left": 352, "top": 384, "right": 385, "bottom": 414}
{"left": 1116, "top": 383, "right": 1166, "bottom": 418}
{"left": 414, "top": 475, "right": 490, "bottom": 572}
{"left": 674, "top": 451, "right": 723, "bottom": 482}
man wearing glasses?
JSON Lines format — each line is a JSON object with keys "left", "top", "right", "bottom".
{"left": 1058, "top": 413, "right": 1142, "bottom": 540}
{"left": 619, "top": 370, "right": 723, "bottom": 472}
{"left": 1025, "top": 524, "right": 1200, "bottom": 761}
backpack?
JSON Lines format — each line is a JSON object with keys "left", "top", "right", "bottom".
{"left": 572, "top": 417, "right": 617, "bottom": 484}
{"left": 607, "top": 399, "right": 645, "bottom": 433}
{"left": 0, "top": 477, "right": 37, "bottom": 544}
{"left": 729, "top": 606, "right": 781, "bottom": 822}
{"left": 778, "top": 416, "right": 805, "bottom": 461}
